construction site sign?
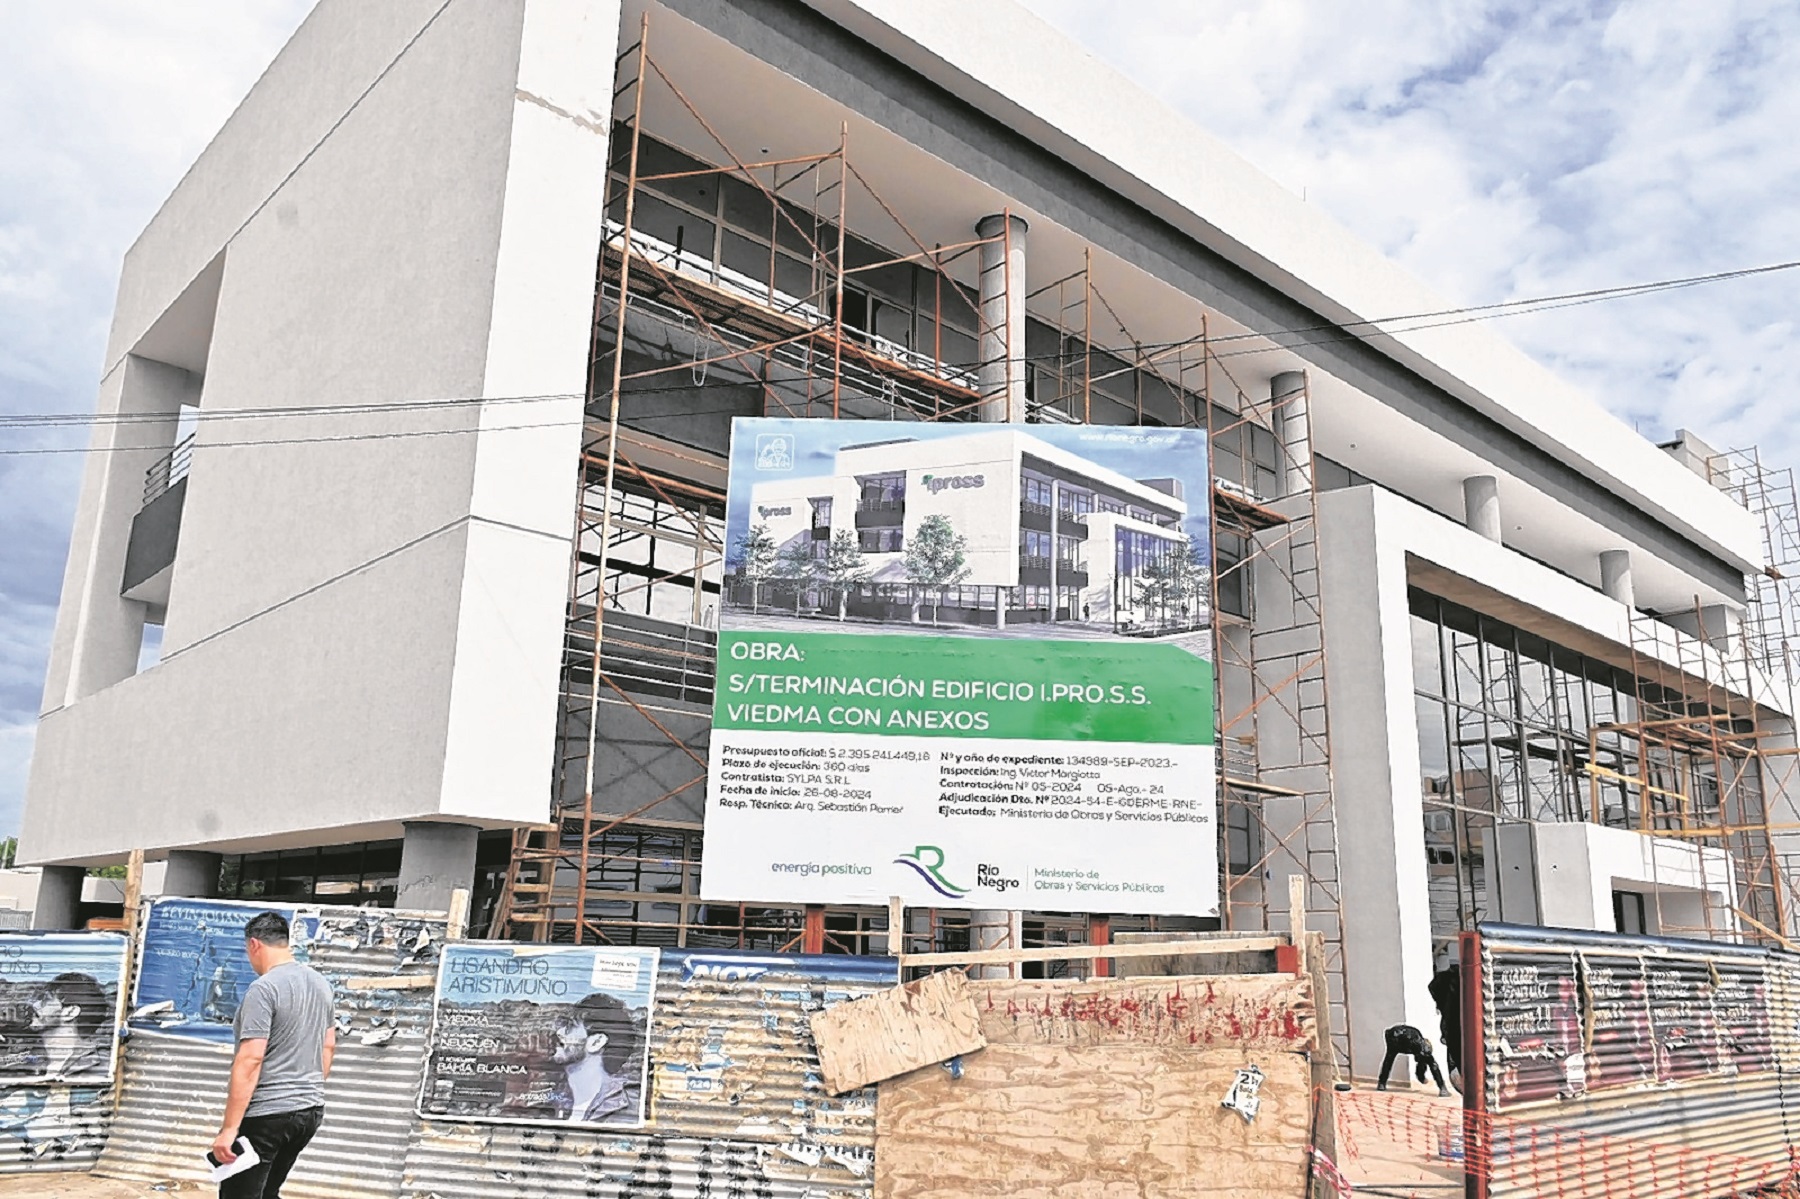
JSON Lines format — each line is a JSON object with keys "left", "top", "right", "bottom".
{"left": 702, "top": 417, "right": 1217, "bottom": 915}
{"left": 0, "top": 931, "right": 129, "bottom": 1083}
{"left": 419, "top": 944, "right": 658, "bottom": 1129}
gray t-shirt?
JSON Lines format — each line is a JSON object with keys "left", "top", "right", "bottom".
{"left": 233, "top": 960, "right": 335, "bottom": 1117}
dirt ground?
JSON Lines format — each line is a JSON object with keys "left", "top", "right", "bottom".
{"left": 0, "top": 1177, "right": 194, "bottom": 1197}
{"left": 1335, "top": 1084, "right": 1467, "bottom": 1197}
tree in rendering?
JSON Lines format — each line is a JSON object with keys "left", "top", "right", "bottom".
{"left": 734, "top": 522, "right": 778, "bottom": 612}
{"left": 1137, "top": 533, "right": 1210, "bottom": 629}
{"left": 904, "top": 515, "right": 970, "bottom": 624}
{"left": 823, "top": 530, "right": 873, "bottom": 620}
{"left": 776, "top": 541, "right": 821, "bottom": 615}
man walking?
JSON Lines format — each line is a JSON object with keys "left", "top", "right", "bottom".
{"left": 210, "top": 912, "right": 336, "bottom": 1198}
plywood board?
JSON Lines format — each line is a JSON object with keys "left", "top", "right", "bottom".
{"left": 876, "top": 1045, "right": 1313, "bottom": 1198}
{"left": 968, "top": 974, "right": 1315, "bottom": 1053}
{"left": 1113, "top": 930, "right": 1279, "bottom": 978}
{"left": 812, "top": 968, "right": 987, "bottom": 1094}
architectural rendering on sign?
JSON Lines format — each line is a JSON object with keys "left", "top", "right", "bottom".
{"left": 19, "top": 0, "right": 1799, "bottom": 1075}
{"left": 728, "top": 421, "right": 1207, "bottom": 638}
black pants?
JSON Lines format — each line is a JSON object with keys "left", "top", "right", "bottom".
{"left": 221, "top": 1105, "right": 324, "bottom": 1199}
{"left": 1377, "top": 1027, "right": 1447, "bottom": 1092}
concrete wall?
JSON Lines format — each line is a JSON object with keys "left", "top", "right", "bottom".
{"left": 1319, "top": 482, "right": 1773, "bottom": 1068}
{"left": 24, "top": 0, "right": 623, "bottom": 865}
{"left": 1316, "top": 487, "right": 1439, "bottom": 1069}
{"left": 1533, "top": 822, "right": 1734, "bottom": 935}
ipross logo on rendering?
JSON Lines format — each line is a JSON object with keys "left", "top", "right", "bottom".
{"left": 920, "top": 473, "right": 985, "bottom": 494}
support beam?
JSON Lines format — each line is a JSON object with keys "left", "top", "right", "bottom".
{"left": 1462, "top": 475, "right": 1502, "bottom": 543}
{"left": 969, "top": 908, "right": 1020, "bottom": 979}
{"left": 1273, "top": 371, "right": 1311, "bottom": 497}
{"left": 975, "top": 212, "right": 1027, "bottom": 422}
{"left": 397, "top": 821, "right": 480, "bottom": 913}
{"left": 161, "top": 850, "right": 221, "bottom": 898}
{"left": 1088, "top": 913, "right": 1112, "bottom": 979}
{"left": 31, "top": 865, "right": 85, "bottom": 930}
{"left": 1599, "top": 549, "right": 1634, "bottom": 608}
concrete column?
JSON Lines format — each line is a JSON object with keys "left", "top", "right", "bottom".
{"left": 1316, "top": 487, "right": 1442, "bottom": 1073}
{"left": 161, "top": 850, "right": 222, "bottom": 897}
{"left": 1599, "top": 550, "right": 1634, "bottom": 607}
{"left": 1462, "top": 475, "right": 1502, "bottom": 543}
{"left": 976, "top": 213, "right": 1028, "bottom": 423}
{"left": 31, "top": 866, "right": 86, "bottom": 930}
{"left": 1273, "top": 371, "right": 1311, "bottom": 497}
{"left": 396, "top": 821, "right": 480, "bottom": 913}
{"left": 969, "top": 910, "right": 1021, "bottom": 980}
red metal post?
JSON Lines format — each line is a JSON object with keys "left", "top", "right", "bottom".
{"left": 1461, "top": 929, "right": 1489, "bottom": 1199}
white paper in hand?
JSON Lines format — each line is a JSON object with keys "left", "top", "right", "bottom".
{"left": 207, "top": 1137, "right": 261, "bottom": 1183}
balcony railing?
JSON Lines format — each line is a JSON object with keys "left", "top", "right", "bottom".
{"left": 604, "top": 218, "right": 980, "bottom": 392}
{"left": 143, "top": 434, "right": 195, "bottom": 508}
{"left": 563, "top": 607, "right": 717, "bottom": 708}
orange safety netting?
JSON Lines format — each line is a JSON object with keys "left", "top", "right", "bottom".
{"left": 1314, "top": 1088, "right": 1800, "bottom": 1199}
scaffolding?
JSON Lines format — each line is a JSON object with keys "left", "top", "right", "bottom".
{"left": 1558, "top": 444, "right": 1800, "bottom": 948}
{"left": 1206, "top": 375, "right": 1351, "bottom": 1071}
{"left": 1710, "top": 446, "right": 1800, "bottom": 689}
{"left": 1583, "top": 602, "right": 1798, "bottom": 947}
{"left": 491, "top": 10, "right": 1353, "bottom": 1066}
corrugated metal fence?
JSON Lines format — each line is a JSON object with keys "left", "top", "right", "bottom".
{"left": 1473, "top": 922, "right": 1800, "bottom": 1197}
{"left": 399, "top": 949, "right": 896, "bottom": 1199}
{"left": 95, "top": 903, "right": 448, "bottom": 1198}
{"left": 88, "top": 906, "right": 894, "bottom": 1199}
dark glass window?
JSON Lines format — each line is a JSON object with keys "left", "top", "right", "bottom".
{"left": 218, "top": 839, "right": 406, "bottom": 907}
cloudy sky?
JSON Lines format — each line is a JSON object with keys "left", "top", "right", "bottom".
{"left": 1, "top": 0, "right": 1797, "bottom": 840}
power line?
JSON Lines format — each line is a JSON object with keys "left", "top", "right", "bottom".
{"left": 1131, "top": 256, "right": 1800, "bottom": 361}
{"left": 2, "top": 254, "right": 1793, "bottom": 453}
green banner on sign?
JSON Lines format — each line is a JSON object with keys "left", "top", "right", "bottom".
{"left": 713, "top": 631, "right": 1213, "bottom": 745}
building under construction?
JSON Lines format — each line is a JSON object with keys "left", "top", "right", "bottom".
{"left": 21, "top": 0, "right": 1800, "bottom": 1073}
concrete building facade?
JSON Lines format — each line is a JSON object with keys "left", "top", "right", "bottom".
{"left": 21, "top": 0, "right": 1795, "bottom": 1072}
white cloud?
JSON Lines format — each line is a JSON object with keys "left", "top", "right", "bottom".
{"left": 0, "top": 1, "right": 311, "bottom": 837}
{"left": 1020, "top": 0, "right": 1800, "bottom": 457}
